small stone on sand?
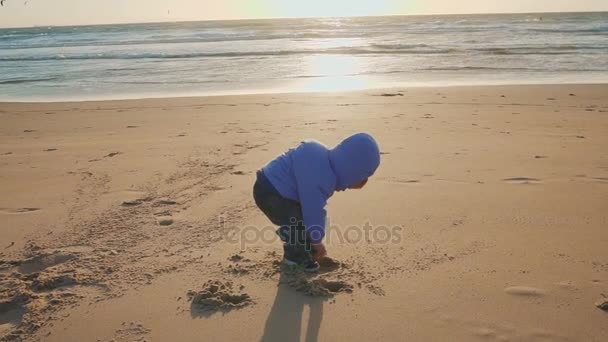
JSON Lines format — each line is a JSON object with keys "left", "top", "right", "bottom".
{"left": 121, "top": 200, "right": 143, "bottom": 207}
{"left": 596, "top": 300, "right": 608, "bottom": 311}
{"left": 157, "top": 217, "right": 174, "bottom": 226}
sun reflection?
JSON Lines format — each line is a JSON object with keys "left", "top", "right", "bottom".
{"left": 297, "top": 54, "right": 370, "bottom": 92}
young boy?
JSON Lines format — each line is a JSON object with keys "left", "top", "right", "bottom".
{"left": 253, "top": 133, "right": 380, "bottom": 272}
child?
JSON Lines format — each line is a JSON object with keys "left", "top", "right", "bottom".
{"left": 253, "top": 133, "right": 380, "bottom": 272}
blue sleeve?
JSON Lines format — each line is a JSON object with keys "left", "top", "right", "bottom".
{"left": 293, "top": 162, "right": 328, "bottom": 243}
{"left": 295, "top": 182, "right": 328, "bottom": 244}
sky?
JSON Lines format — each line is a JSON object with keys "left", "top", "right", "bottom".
{"left": 0, "top": 0, "right": 607, "bottom": 28}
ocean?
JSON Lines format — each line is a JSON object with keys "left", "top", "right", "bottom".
{"left": 0, "top": 12, "right": 607, "bottom": 101}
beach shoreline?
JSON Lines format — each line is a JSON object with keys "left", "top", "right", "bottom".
{"left": 0, "top": 81, "right": 608, "bottom": 105}
{"left": 2, "top": 81, "right": 608, "bottom": 104}
{"left": 1, "top": 84, "right": 607, "bottom": 341}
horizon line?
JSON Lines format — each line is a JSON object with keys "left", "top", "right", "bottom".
{"left": 1, "top": 9, "right": 606, "bottom": 30}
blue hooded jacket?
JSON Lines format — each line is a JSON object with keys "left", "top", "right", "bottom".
{"left": 261, "top": 133, "right": 380, "bottom": 243}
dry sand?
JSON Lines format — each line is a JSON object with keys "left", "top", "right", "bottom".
{"left": 0, "top": 84, "right": 607, "bottom": 341}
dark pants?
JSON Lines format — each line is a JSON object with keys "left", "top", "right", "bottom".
{"left": 253, "top": 171, "right": 314, "bottom": 265}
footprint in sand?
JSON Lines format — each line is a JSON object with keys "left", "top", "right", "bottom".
{"left": 502, "top": 177, "right": 541, "bottom": 184}
{"left": 0, "top": 207, "right": 41, "bottom": 214}
{"left": 17, "top": 252, "right": 77, "bottom": 275}
{"left": 44, "top": 148, "right": 57, "bottom": 152}
{"left": 105, "top": 152, "right": 122, "bottom": 158}
{"left": 188, "top": 280, "right": 252, "bottom": 314}
{"left": 504, "top": 286, "right": 546, "bottom": 297}
{"left": 318, "top": 257, "right": 341, "bottom": 272}
{"left": 23, "top": 129, "right": 35, "bottom": 133}
{"left": 109, "top": 322, "right": 151, "bottom": 341}
{"left": 555, "top": 281, "right": 578, "bottom": 291}
{"left": 0, "top": 299, "right": 26, "bottom": 332}
{"left": 155, "top": 199, "right": 178, "bottom": 205}
{"left": 376, "top": 93, "right": 403, "bottom": 97}
{"left": 126, "top": 125, "right": 138, "bottom": 128}
{"left": 390, "top": 179, "right": 420, "bottom": 184}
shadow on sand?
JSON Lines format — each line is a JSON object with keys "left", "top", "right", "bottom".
{"left": 260, "top": 273, "right": 325, "bottom": 342}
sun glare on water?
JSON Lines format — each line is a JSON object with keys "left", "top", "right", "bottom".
{"left": 297, "top": 54, "right": 370, "bottom": 92}
{"left": 289, "top": 30, "right": 375, "bottom": 93}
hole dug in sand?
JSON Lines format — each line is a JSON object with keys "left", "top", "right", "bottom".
{"left": 317, "top": 257, "right": 341, "bottom": 272}
{"left": 17, "top": 252, "right": 77, "bottom": 275}
{"left": 286, "top": 275, "right": 353, "bottom": 297}
{"left": 282, "top": 263, "right": 353, "bottom": 297}
{"left": 0, "top": 299, "right": 26, "bottom": 338}
{"left": 30, "top": 274, "right": 77, "bottom": 292}
{"left": 188, "top": 280, "right": 252, "bottom": 315}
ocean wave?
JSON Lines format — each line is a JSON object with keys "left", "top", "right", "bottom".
{"left": 423, "top": 66, "right": 532, "bottom": 71}
{"left": 421, "top": 66, "right": 607, "bottom": 72}
{"left": 527, "top": 26, "right": 608, "bottom": 34}
{"left": 369, "top": 43, "right": 431, "bottom": 50}
{"left": 2, "top": 12, "right": 608, "bottom": 100}
{"left": 103, "top": 80, "right": 219, "bottom": 85}
{"left": 0, "top": 31, "right": 375, "bottom": 50}
{"left": 2, "top": 43, "right": 605, "bottom": 61}
{"left": 0, "top": 47, "right": 460, "bottom": 62}
{"left": 0, "top": 77, "right": 59, "bottom": 85}
{"left": 474, "top": 46, "right": 607, "bottom": 55}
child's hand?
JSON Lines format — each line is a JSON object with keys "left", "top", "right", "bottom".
{"left": 311, "top": 243, "right": 327, "bottom": 261}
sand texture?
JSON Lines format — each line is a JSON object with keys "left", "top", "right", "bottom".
{"left": 0, "top": 84, "right": 607, "bottom": 341}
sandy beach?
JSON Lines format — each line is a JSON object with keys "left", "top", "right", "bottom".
{"left": 1, "top": 84, "right": 607, "bottom": 341}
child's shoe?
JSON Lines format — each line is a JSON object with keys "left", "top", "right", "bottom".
{"left": 282, "top": 244, "right": 319, "bottom": 272}
{"left": 282, "top": 258, "right": 320, "bottom": 272}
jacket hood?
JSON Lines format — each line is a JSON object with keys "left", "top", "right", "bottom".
{"left": 328, "top": 133, "right": 380, "bottom": 190}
